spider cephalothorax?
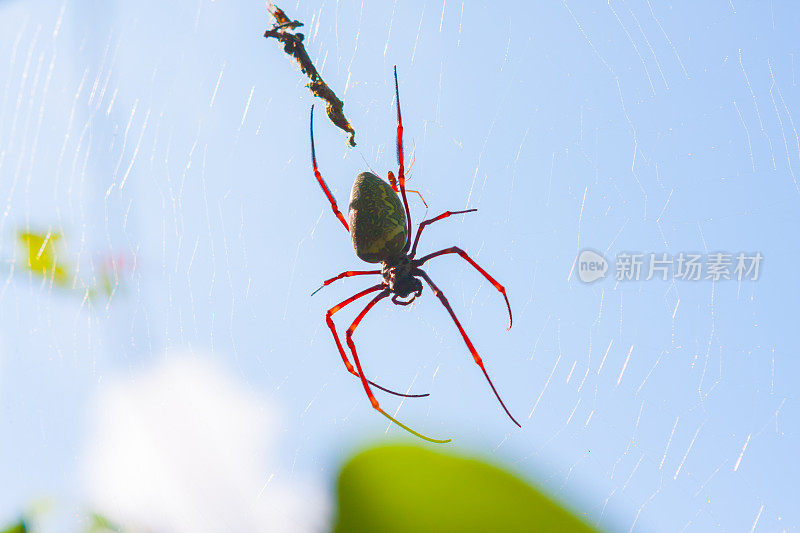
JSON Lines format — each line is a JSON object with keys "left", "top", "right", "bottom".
{"left": 309, "top": 67, "right": 519, "bottom": 443}
{"left": 381, "top": 256, "right": 422, "bottom": 301}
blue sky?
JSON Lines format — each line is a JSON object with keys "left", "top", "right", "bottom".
{"left": 0, "top": 1, "right": 798, "bottom": 531}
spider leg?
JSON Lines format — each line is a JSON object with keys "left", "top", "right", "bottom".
{"left": 310, "top": 105, "right": 350, "bottom": 232}
{"left": 410, "top": 209, "right": 477, "bottom": 258}
{"left": 415, "top": 269, "right": 521, "bottom": 428}
{"left": 414, "top": 246, "right": 512, "bottom": 329}
{"left": 327, "top": 284, "right": 429, "bottom": 398}
{"left": 405, "top": 189, "right": 428, "bottom": 208}
{"left": 393, "top": 66, "right": 413, "bottom": 252}
{"left": 388, "top": 171, "right": 428, "bottom": 208}
{"left": 311, "top": 269, "right": 381, "bottom": 296}
{"left": 345, "top": 288, "right": 451, "bottom": 443}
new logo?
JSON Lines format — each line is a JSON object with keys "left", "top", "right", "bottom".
{"left": 578, "top": 249, "right": 608, "bottom": 283}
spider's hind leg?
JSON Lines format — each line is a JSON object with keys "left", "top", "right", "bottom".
{"left": 326, "top": 284, "right": 429, "bottom": 399}
{"left": 312, "top": 269, "right": 381, "bottom": 296}
{"left": 415, "top": 268, "right": 521, "bottom": 428}
{"left": 344, "top": 288, "right": 451, "bottom": 443}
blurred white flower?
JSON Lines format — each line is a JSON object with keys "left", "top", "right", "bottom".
{"left": 82, "top": 352, "right": 327, "bottom": 532}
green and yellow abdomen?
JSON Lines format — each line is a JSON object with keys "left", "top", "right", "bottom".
{"left": 348, "top": 172, "right": 407, "bottom": 263}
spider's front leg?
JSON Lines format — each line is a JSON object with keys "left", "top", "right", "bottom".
{"left": 326, "top": 284, "right": 428, "bottom": 399}
{"left": 410, "top": 209, "right": 478, "bottom": 258}
{"left": 414, "top": 246, "right": 512, "bottom": 329}
{"left": 310, "top": 105, "right": 349, "bottom": 231}
{"left": 345, "top": 289, "right": 451, "bottom": 444}
{"left": 393, "top": 66, "right": 413, "bottom": 252}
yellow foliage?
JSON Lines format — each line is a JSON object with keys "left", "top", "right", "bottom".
{"left": 17, "top": 231, "right": 70, "bottom": 287}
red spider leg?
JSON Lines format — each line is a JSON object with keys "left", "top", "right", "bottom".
{"left": 391, "top": 150, "right": 428, "bottom": 207}
{"left": 388, "top": 171, "right": 428, "bottom": 208}
{"left": 414, "top": 246, "right": 512, "bottom": 329}
{"left": 393, "top": 66, "right": 413, "bottom": 252}
{"left": 415, "top": 269, "right": 521, "bottom": 428}
{"left": 311, "top": 269, "right": 381, "bottom": 296}
{"left": 327, "top": 284, "right": 429, "bottom": 399}
{"left": 310, "top": 105, "right": 349, "bottom": 231}
{"left": 394, "top": 149, "right": 416, "bottom": 183}
{"left": 346, "top": 288, "right": 451, "bottom": 443}
{"left": 410, "top": 209, "right": 478, "bottom": 258}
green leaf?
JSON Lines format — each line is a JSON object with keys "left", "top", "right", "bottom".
{"left": 0, "top": 519, "right": 28, "bottom": 533}
{"left": 87, "top": 512, "right": 123, "bottom": 533}
{"left": 335, "top": 444, "right": 596, "bottom": 533}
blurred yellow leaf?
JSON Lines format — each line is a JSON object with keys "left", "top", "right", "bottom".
{"left": 17, "top": 231, "right": 70, "bottom": 287}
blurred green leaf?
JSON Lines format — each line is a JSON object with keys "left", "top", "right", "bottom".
{"left": 87, "top": 512, "right": 123, "bottom": 532}
{"left": 335, "top": 444, "right": 596, "bottom": 533}
{"left": 0, "top": 518, "right": 28, "bottom": 533}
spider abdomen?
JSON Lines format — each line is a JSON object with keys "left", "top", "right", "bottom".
{"left": 348, "top": 172, "right": 407, "bottom": 263}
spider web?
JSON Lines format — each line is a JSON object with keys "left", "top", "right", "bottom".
{"left": 0, "top": 0, "right": 797, "bottom": 531}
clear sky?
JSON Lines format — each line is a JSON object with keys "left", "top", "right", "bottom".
{"left": 0, "top": 1, "right": 798, "bottom": 531}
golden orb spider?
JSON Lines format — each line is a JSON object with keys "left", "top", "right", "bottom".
{"left": 310, "top": 67, "right": 519, "bottom": 443}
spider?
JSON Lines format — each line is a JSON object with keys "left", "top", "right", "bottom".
{"left": 310, "top": 67, "right": 520, "bottom": 443}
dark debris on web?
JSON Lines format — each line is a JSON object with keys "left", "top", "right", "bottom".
{"left": 264, "top": 4, "right": 356, "bottom": 147}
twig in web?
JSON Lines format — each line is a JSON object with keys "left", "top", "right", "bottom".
{"left": 264, "top": 4, "right": 356, "bottom": 147}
